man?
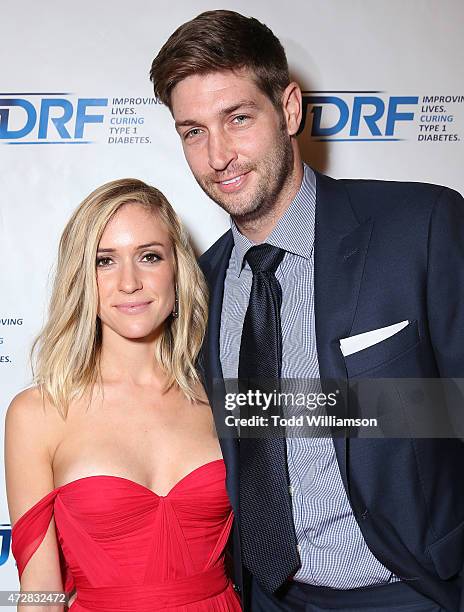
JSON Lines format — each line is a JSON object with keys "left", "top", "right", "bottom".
{"left": 150, "top": 10, "right": 464, "bottom": 611}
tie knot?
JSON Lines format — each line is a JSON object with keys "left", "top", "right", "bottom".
{"left": 244, "top": 244, "right": 285, "bottom": 275}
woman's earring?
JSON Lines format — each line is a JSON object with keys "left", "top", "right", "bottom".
{"left": 172, "top": 288, "right": 179, "bottom": 319}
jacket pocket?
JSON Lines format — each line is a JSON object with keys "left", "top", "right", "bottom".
{"left": 428, "top": 519, "right": 464, "bottom": 580}
{"left": 343, "top": 320, "right": 420, "bottom": 378}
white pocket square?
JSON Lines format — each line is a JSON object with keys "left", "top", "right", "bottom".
{"left": 339, "top": 320, "right": 409, "bottom": 357}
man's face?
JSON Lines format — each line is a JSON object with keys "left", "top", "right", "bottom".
{"left": 171, "top": 69, "right": 294, "bottom": 224}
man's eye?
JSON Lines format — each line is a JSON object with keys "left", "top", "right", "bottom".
{"left": 185, "top": 128, "right": 203, "bottom": 139}
{"left": 233, "top": 115, "right": 249, "bottom": 124}
{"left": 141, "top": 252, "right": 161, "bottom": 263}
{"left": 96, "top": 257, "right": 113, "bottom": 267}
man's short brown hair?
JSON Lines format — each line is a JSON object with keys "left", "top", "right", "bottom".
{"left": 150, "top": 10, "right": 290, "bottom": 111}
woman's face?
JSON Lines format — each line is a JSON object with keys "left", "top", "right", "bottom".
{"left": 96, "top": 203, "right": 176, "bottom": 341}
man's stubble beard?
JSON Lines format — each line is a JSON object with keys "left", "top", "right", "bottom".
{"left": 194, "top": 125, "right": 295, "bottom": 226}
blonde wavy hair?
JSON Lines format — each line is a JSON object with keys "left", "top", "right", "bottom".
{"left": 31, "top": 179, "right": 208, "bottom": 418}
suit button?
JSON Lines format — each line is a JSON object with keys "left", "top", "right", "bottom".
{"left": 232, "top": 583, "right": 241, "bottom": 593}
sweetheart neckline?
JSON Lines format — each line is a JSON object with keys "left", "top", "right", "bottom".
{"left": 12, "top": 459, "right": 227, "bottom": 536}
{"left": 54, "top": 459, "right": 225, "bottom": 499}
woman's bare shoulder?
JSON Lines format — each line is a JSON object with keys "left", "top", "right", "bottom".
{"left": 7, "top": 386, "right": 48, "bottom": 422}
{"left": 5, "top": 386, "right": 63, "bottom": 443}
{"left": 7, "top": 385, "right": 43, "bottom": 415}
{"left": 5, "top": 387, "right": 60, "bottom": 528}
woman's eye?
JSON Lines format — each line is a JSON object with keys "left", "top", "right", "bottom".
{"left": 96, "top": 257, "right": 113, "bottom": 267}
{"left": 141, "top": 252, "right": 160, "bottom": 263}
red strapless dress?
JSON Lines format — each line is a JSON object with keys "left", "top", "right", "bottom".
{"left": 12, "top": 459, "right": 241, "bottom": 611}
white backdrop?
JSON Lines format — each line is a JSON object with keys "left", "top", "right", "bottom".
{"left": 1, "top": 0, "right": 463, "bottom": 597}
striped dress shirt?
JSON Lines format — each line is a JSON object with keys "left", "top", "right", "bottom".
{"left": 220, "top": 164, "right": 397, "bottom": 587}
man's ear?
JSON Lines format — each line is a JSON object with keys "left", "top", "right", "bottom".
{"left": 281, "top": 82, "right": 302, "bottom": 136}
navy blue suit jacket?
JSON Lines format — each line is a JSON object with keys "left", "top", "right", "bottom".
{"left": 198, "top": 171, "right": 464, "bottom": 611}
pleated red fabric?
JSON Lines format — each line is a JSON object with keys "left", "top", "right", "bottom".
{"left": 12, "top": 459, "right": 241, "bottom": 611}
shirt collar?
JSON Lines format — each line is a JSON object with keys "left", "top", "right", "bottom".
{"left": 230, "top": 163, "right": 317, "bottom": 276}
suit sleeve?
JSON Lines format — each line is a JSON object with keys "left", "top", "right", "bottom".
{"left": 426, "top": 187, "right": 464, "bottom": 610}
{"left": 426, "top": 186, "right": 464, "bottom": 378}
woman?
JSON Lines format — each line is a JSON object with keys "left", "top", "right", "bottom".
{"left": 5, "top": 179, "right": 241, "bottom": 611}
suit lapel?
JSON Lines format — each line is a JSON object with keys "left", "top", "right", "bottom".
{"left": 200, "top": 231, "right": 245, "bottom": 596}
{"left": 201, "top": 231, "right": 240, "bottom": 512}
{"left": 314, "top": 172, "right": 373, "bottom": 490}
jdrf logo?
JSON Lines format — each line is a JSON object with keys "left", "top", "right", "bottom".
{"left": 0, "top": 526, "right": 11, "bottom": 566}
{"left": 0, "top": 95, "right": 108, "bottom": 144}
{"left": 299, "top": 92, "right": 419, "bottom": 141}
